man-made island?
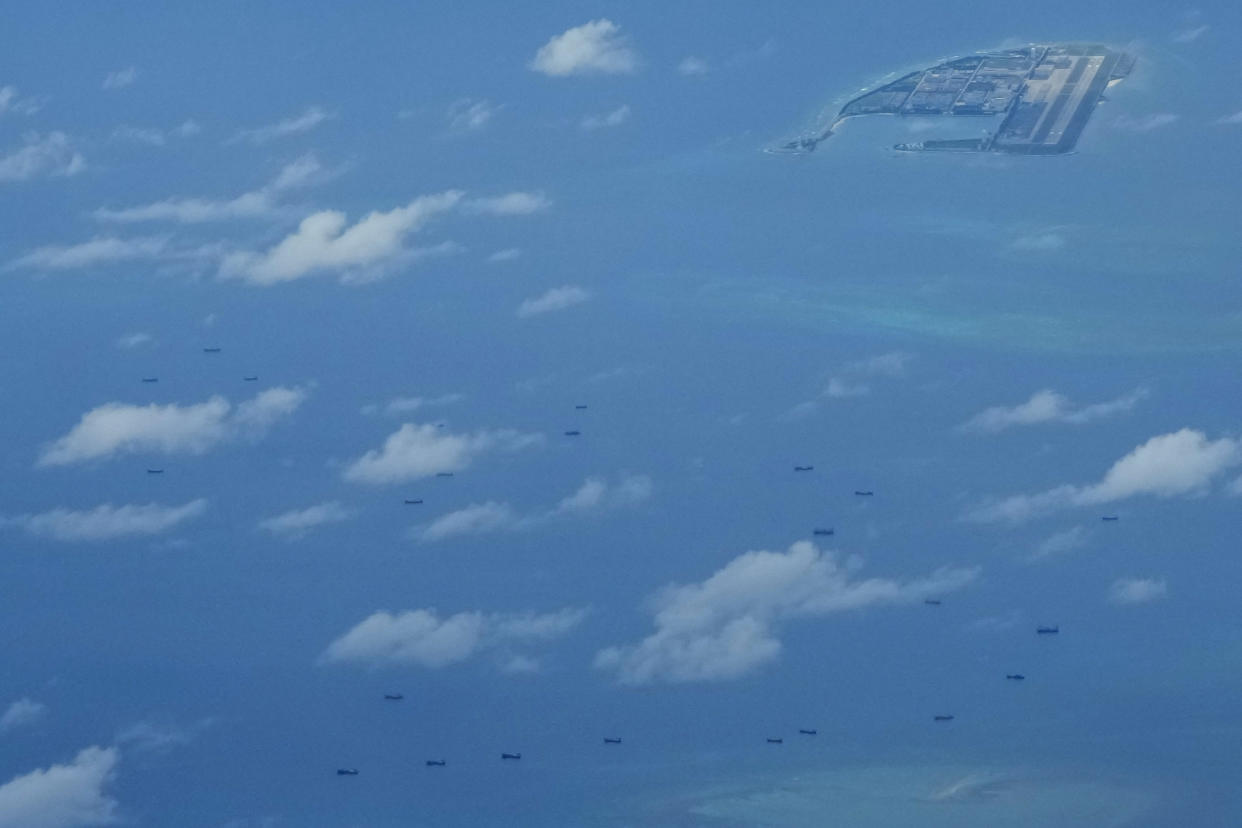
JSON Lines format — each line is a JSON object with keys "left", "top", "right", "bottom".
{"left": 775, "top": 43, "right": 1134, "bottom": 155}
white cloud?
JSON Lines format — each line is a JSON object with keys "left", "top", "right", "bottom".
{"left": 6, "top": 500, "right": 207, "bottom": 542}
{"left": 0, "top": 747, "right": 119, "bottom": 828}
{"left": 419, "top": 502, "right": 516, "bottom": 542}
{"left": 596, "top": 541, "right": 978, "bottom": 684}
{"left": 230, "top": 105, "right": 331, "bottom": 144}
{"left": 320, "top": 606, "right": 586, "bottom": 669}
{"left": 114, "top": 718, "right": 210, "bottom": 754}
{"left": 258, "top": 501, "right": 354, "bottom": 539}
{"left": 0, "top": 133, "right": 85, "bottom": 182}
{"left": 846, "top": 352, "right": 911, "bottom": 377}
{"left": 114, "top": 332, "right": 152, "bottom": 349}
{"left": 1113, "top": 113, "right": 1179, "bottom": 132}
{"left": 220, "top": 191, "right": 462, "bottom": 284}
{"left": 824, "top": 378, "right": 869, "bottom": 398}
{"left": 1216, "top": 111, "right": 1242, "bottom": 126}
{"left": 1030, "top": 526, "right": 1089, "bottom": 561}
{"left": 110, "top": 126, "right": 166, "bottom": 147}
{"left": 416, "top": 474, "right": 651, "bottom": 542}
{"left": 94, "top": 154, "right": 324, "bottom": 224}
{"left": 1108, "top": 577, "right": 1167, "bottom": 605}
{"left": 343, "top": 422, "right": 541, "bottom": 485}
{"left": 102, "top": 67, "right": 138, "bottom": 90}
{"left": 516, "top": 285, "right": 590, "bottom": 317}
{"left": 364, "top": 393, "right": 463, "bottom": 417}
{"left": 38, "top": 387, "right": 306, "bottom": 466}
{"left": 529, "top": 20, "right": 639, "bottom": 76}
{"left": 462, "top": 192, "right": 551, "bottom": 216}
{"left": 446, "top": 98, "right": 499, "bottom": 132}
{"left": 581, "top": 104, "right": 631, "bottom": 130}
{"left": 488, "top": 248, "right": 521, "bottom": 263}
{"left": 678, "top": 57, "right": 709, "bottom": 76}
{"left": 0, "top": 699, "right": 47, "bottom": 732}
{"left": 0, "top": 86, "right": 40, "bottom": 117}
{"left": 7, "top": 237, "right": 168, "bottom": 271}
{"left": 968, "top": 429, "right": 1242, "bottom": 523}
{"left": 1010, "top": 231, "right": 1066, "bottom": 252}
{"left": 961, "top": 388, "right": 1147, "bottom": 433}
{"left": 1173, "top": 24, "right": 1209, "bottom": 43}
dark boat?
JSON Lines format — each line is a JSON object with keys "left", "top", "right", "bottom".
{"left": 435, "top": 472, "right": 454, "bottom": 478}
{"left": 924, "top": 599, "right": 941, "bottom": 606}
{"left": 933, "top": 715, "right": 955, "bottom": 722}
{"left": 501, "top": 752, "right": 521, "bottom": 760}
{"left": 798, "top": 729, "right": 817, "bottom": 735}
{"left": 404, "top": 499, "right": 423, "bottom": 505}
{"left": 141, "top": 377, "right": 158, "bottom": 383}
{"left": 854, "top": 490, "right": 874, "bottom": 496}
{"left": 203, "top": 347, "right": 221, "bottom": 353}
{"left": 766, "top": 737, "right": 783, "bottom": 744}
{"left": 337, "top": 768, "right": 359, "bottom": 775}
{"left": 603, "top": 737, "right": 622, "bottom": 745}
{"left": 425, "top": 760, "right": 446, "bottom": 767}
{"left": 1101, "top": 515, "right": 1119, "bottom": 521}
{"left": 575, "top": 405, "right": 588, "bottom": 410}
{"left": 793, "top": 465, "right": 814, "bottom": 472}
{"left": 564, "top": 430, "right": 581, "bottom": 436}
{"left": 1005, "top": 674, "right": 1025, "bottom": 681}
{"left": 812, "top": 528, "right": 834, "bottom": 536}
{"left": 383, "top": 694, "right": 404, "bottom": 700}
{"left": 243, "top": 376, "right": 259, "bottom": 382}
{"left": 146, "top": 468, "right": 164, "bottom": 474}
{"left": 1036, "top": 626, "right": 1059, "bottom": 635}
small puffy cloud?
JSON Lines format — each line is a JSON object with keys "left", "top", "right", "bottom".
{"left": 847, "top": 352, "right": 911, "bottom": 377}
{"left": 789, "top": 351, "right": 911, "bottom": 416}
{"left": 1173, "top": 24, "right": 1209, "bottom": 43}
{"left": 678, "top": 57, "right": 709, "bottom": 76}
{"left": 462, "top": 192, "right": 551, "bottom": 216}
{"left": 581, "top": 104, "right": 631, "bottom": 130}
{"left": 0, "top": 86, "right": 40, "bottom": 117}
{"left": 220, "top": 191, "right": 462, "bottom": 284}
{"left": 230, "top": 105, "right": 331, "bottom": 144}
{"left": 1010, "top": 231, "right": 1066, "bottom": 252}
{"left": 0, "top": 746, "right": 119, "bottom": 828}
{"left": 6, "top": 500, "right": 207, "bottom": 542}
{"left": 364, "top": 393, "right": 463, "bottom": 417}
{"left": 516, "top": 285, "right": 590, "bottom": 318}
{"left": 446, "top": 98, "right": 499, "bottom": 132}
{"left": 38, "top": 387, "right": 306, "bottom": 466}
{"left": 7, "top": 237, "right": 167, "bottom": 271}
{"left": 487, "top": 248, "right": 521, "bottom": 263}
{"left": 824, "top": 378, "right": 868, "bottom": 398}
{"left": 343, "top": 422, "right": 541, "bottom": 485}
{"left": 416, "top": 474, "right": 651, "bottom": 541}
{"left": 0, "top": 699, "right": 47, "bottom": 732}
{"left": 0, "top": 133, "right": 85, "bottom": 182}
{"left": 596, "top": 541, "right": 978, "bottom": 684}
{"left": 95, "top": 154, "right": 324, "bottom": 224}
{"left": 1113, "top": 113, "right": 1179, "bottom": 132}
{"left": 114, "top": 332, "right": 152, "bottom": 349}
{"left": 320, "top": 606, "right": 586, "bottom": 669}
{"left": 961, "top": 388, "right": 1147, "bottom": 433}
{"left": 1108, "top": 577, "right": 1167, "bottom": 605}
{"left": 258, "top": 501, "right": 354, "bottom": 539}
{"left": 110, "top": 126, "right": 166, "bottom": 147}
{"left": 419, "top": 502, "right": 516, "bottom": 542}
{"left": 1216, "top": 111, "right": 1242, "bottom": 126}
{"left": 968, "top": 429, "right": 1242, "bottom": 523}
{"left": 102, "top": 67, "right": 137, "bottom": 90}
{"left": 1030, "top": 526, "right": 1089, "bottom": 561}
{"left": 530, "top": 20, "right": 639, "bottom": 76}
{"left": 114, "top": 718, "right": 211, "bottom": 754}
